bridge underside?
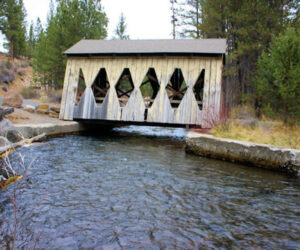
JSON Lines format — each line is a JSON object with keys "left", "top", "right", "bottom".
{"left": 76, "top": 118, "right": 195, "bottom": 128}
{"left": 60, "top": 55, "right": 224, "bottom": 128}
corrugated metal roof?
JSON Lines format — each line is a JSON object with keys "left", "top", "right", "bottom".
{"left": 64, "top": 39, "right": 227, "bottom": 55}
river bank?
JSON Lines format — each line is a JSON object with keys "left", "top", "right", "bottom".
{"left": 186, "top": 132, "right": 300, "bottom": 176}
{"left": 2, "top": 106, "right": 300, "bottom": 177}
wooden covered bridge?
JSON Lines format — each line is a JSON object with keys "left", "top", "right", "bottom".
{"left": 59, "top": 39, "right": 226, "bottom": 128}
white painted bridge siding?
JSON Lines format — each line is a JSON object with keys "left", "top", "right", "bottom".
{"left": 59, "top": 55, "right": 223, "bottom": 127}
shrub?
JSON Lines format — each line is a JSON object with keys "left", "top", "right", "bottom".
{"left": 256, "top": 28, "right": 300, "bottom": 124}
{"left": 18, "top": 70, "right": 25, "bottom": 76}
{"left": 0, "top": 69, "right": 15, "bottom": 84}
{"left": 47, "top": 92, "right": 62, "bottom": 103}
{"left": 20, "top": 87, "right": 40, "bottom": 99}
{"left": 18, "top": 62, "right": 29, "bottom": 68}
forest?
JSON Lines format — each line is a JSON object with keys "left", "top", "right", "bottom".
{"left": 0, "top": 0, "right": 299, "bottom": 123}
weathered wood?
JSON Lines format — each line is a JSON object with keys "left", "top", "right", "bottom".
{"left": 0, "top": 133, "right": 46, "bottom": 156}
{"left": 62, "top": 55, "right": 224, "bottom": 127}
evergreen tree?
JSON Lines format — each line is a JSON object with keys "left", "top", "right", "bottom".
{"left": 256, "top": 28, "right": 300, "bottom": 123}
{"left": 178, "top": 0, "right": 201, "bottom": 38}
{"left": 32, "top": 0, "right": 108, "bottom": 89}
{"left": 1, "top": 0, "right": 27, "bottom": 59}
{"left": 26, "top": 21, "right": 35, "bottom": 58}
{"left": 170, "top": 0, "right": 180, "bottom": 39}
{"left": 114, "top": 13, "right": 129, "bottom": 40}
{"left": 194, "top": 0, "right": 297, "bottom": 105}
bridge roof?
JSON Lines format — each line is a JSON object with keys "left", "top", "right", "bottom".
{"left": 64, "top": 39, "right": 226, "bottom": 56}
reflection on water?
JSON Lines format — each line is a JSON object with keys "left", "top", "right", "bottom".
{"left": 0, "top": 127, "right": 300, "bottom": 249}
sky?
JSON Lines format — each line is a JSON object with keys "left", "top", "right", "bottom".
{"left": 0, "top": 0, "right": 174, "bottom": 52}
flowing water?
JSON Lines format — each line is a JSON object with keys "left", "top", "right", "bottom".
{"left": 0, "top": 126, "right": 300, "bottom": 249}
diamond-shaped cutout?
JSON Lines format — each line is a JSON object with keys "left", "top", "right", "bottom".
{"left": 140, "top": 68, "right": 160, "bottom": 108}
{"left": 193, "top": 69, "right": 205, "bottom": 110}
{"left": 166, "top": 68, "right": 187, "bottom": 109}
{"left": 75, "top": 68, "right": 86, "bottom": 105}
{"left": 115, "top": 68, "right": 134, "bottom": 107}
{"left": 91, "top": 68, "right": 110, "bottom": 106}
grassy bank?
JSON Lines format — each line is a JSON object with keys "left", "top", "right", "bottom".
{"left": 212, "top": 106, "right": 300, "bottom": 150}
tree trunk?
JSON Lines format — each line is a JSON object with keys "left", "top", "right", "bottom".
{"left": 9, "top": 42, "right": 14, "bottom": 61}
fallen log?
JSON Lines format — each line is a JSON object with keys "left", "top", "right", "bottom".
{"left": 0, "top": 133, "right": 46, "bottom": 156}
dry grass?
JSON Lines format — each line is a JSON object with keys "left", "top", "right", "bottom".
{"left": 212, "top": 105, "right": 300, "bottom": 150}
{"left": 213, "top": 122, "right": 300, "bottom": 149}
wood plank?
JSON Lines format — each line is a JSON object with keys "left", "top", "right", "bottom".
{"left": 59, "top": 59, "right": 71, "bottom": 119}
{"left": 214, "top": 57, "right": 223, "bottom": 117}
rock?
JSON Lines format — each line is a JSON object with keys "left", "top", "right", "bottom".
{"left": 24, "top": 105, "right": 35, "bottom": 113}
{"left": 0, "top": 136, "right": 10, "bottom": 147}
{"left": 0, "top": 106, "right": 14, "bottom": 120}
{"left": 37, "top": 109, "right": 49, "bottom": 115}
{"left": 50, "top": 106, "right": 60, "bottom": 113}
{"left": 0, "top": 119, "right": 23, "bottom": 142}
{"left": 6, "top": 127, "right": 23, "bottom": 143}
{"left": 18, "top": 70, "right": 25, "bottom": 76}
{"left": 0, "top": 69, "right": 15, "bottom": 84}
{"left": 37, "top": 103, "right": 49, "bottom": 115}
{"left": 0, "top": 119, "right": 14, "bottom": 137}
{"left": 2, "top": 90, "right": 23, "bottom": 108}
{"left": 38, "top": 103, "right": 49, "bottom": 110}
{"left": 49, "top": 111, "right": 59, "bottom": 118}
{"left": 2, "top": 86, "right": 7, "bottom": 92}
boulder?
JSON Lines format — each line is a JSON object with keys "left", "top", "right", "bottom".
{"left": 18, "top": 70, "right": 25, "bottom": 76}
{"left": 49, "top": 111, "right": 59, "bottom": 118}
{"left": 24, "top": 105, "right": 35, "bottom": 113}
{"left": 0, "top": 136, "right": 10, "bottom": 147}
{"left": 0, "top": 107, "right": 14, "bottom": 121}
{"left": 0, "top": 119, "right": 14, "bottom": 137}
{"left": 50, "top": 106, "right": 60, "bottom": 113}
{"left": 0, "top": 119, "right": 23, "bottom": 143}
{"left": 37, "top": 103, "right": 49, "bottom": 115}
{"left": 37, "top": 103, "right": 49, "bottom": 110}
{"left": 6, "top": 128, "right": 23, "bottom": 143}
{"left": 2, "top": 90, "right": 23, "bottom": 108}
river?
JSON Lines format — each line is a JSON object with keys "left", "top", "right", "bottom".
{"left": 1, "top": 126, "right": 300, "bottom": 249}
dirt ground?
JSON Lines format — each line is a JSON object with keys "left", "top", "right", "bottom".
{"left": 5, "top": 108, "right": 63, "bottom": 124}
{"left": 0, "top": 53, "right": 35, "bottom": 96}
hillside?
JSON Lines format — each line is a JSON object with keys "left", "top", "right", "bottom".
{"left": 0, "top": 52, "right": 35, "bottom": 96}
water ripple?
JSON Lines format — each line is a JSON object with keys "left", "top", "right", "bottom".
{"left": 0, "top": 130, "right": 300, "bottom": 249}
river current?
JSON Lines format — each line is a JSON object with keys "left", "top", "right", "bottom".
{"left": 1, "top": 126, "right": 300, "bottom": 249}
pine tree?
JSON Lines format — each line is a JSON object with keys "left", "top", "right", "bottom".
{"left": 32, "top": 0, "right": 108, "bottom": 89}
{"left": 170, "top": 0, "right": 180, "bottom": 39}
{"left": 178, "top": 0, "right": 201, "bottom": 38}
{"left": 196, "top": 0, "right": 298, "bottom": 105}
{"left": 26, "top": 21, "right": 35, "bottom": 58}
{"left": 1, "top": 0, "right": 27, "bottom": 59}
{"left": 256, "top": 28, "right": 300, "bottom": 123}
{"left": 114, "top": 13, "right": 129, "bottom": 40}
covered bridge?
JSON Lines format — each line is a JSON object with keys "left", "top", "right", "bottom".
{"left": 59, "top": 39, "right": 226, "bottom": 128}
